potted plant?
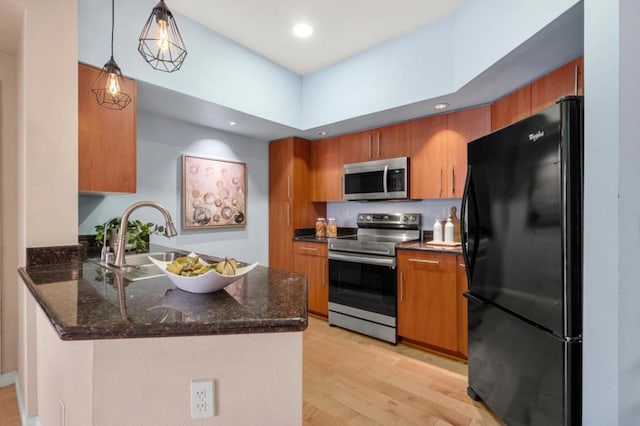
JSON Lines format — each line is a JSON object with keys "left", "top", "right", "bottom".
{"left": 95, "top": 217, "right": 166, "bottom": 254}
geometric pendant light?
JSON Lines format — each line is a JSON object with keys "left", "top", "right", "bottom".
{"left": 138, "top": 0, "right": 187, "bottom": 73}
{"left": 91, "top": 0, "right": 132, "bottom": 110}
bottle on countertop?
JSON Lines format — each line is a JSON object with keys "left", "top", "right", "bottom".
{"left": 433, "top": 215, "right": 443, "bottom": 242}
{"left": 444, "top": 216, "right": 454, "bottom": 243}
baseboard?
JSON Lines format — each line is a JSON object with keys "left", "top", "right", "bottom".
{"left": 0, "top": 370, "right": 17, "bottom": 387}
{"left": 0, "top": 371, "right": 40, "bottom": 426}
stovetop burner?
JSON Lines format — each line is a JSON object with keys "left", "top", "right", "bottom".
{"left": 329, "top": 213, "right": 422, "bottom": 257}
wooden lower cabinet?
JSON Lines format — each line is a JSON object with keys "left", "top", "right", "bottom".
{"left": 456, "top": 255, "right": 468, "bottom": 358}
{"left": 293, "top": 242, "right": 328, "bottom": 317}
{"left": 397, "top": 250, "right": 465, "bottom": 357}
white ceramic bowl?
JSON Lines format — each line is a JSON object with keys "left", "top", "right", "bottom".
{"left": 148, "top": 255, "right": 259, "bottom": 294}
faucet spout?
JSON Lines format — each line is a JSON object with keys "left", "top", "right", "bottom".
{"left": 112, "top": 201, "right": 177, "bottom": 267}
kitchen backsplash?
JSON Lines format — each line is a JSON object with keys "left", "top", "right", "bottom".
{"left": 326, "top": 199, "right": 462, "bottom": 230}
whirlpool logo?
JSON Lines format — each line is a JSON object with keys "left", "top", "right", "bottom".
{"left": 528, "top": 130, "right": 545, "bottom": 142}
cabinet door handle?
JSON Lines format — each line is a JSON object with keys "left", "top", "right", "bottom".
{"left": 300, "top": 247, "right": 318, "bottom": 251}
{"left": 286, "top": 202, "right": 290, "bottom": 226}
{"left": 368, "top": 134, "right": 373, "bottom": 159}
{"left": 574, "top": 63, "right": 579, "bottom": 95}
{"left": 439, "top": 167, "right": 443, "bottom": 197}
{"left": 459, "top": 263, "right": 466, "bottom": 268}
{"left": 287, "top": 176, "right": 291, "bottom": 199}
{"left": 377, "top": 132, "right": 381, "bottom": 158}
{"left": 452, "top": 166, "right": 455, "bottom": 195}
{"left": 323, "top": 260, "right": 326, "bottom": 286}
{"left": 409, "top": 258, "right": 440, "bottom": 265}
{"left": 400, "top": 271, "right": 404, "bottom": 303}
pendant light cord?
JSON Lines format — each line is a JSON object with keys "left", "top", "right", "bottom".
{"left": 110, "top": 0, "right": 115, "bottom": 59}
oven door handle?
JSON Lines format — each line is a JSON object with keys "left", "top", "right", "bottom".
{"left": 329, "top": 251, "right": 396, "bottom": 268}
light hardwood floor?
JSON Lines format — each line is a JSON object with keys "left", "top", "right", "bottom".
{"left": 303, "top": 317, "right": 504, "bottom": 426}
{"left": 0, "top": 385, "right": 20, "bottom": 426}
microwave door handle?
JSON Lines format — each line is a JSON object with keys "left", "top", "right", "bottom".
{"left": 383, "top": 165, "right": 389, "bottom": 195}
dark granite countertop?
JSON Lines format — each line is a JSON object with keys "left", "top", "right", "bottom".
{"left": 19, "top": 247, "right": 308, "bottom": 341}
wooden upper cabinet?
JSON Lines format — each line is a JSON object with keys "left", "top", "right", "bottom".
{"left": 446, "top": 106, "right": 491, "bottom": 198}
{"left": 409, "top": 114, "right": 448, "bottom": 199}
{"left": 531, "top": 56, "right": 583, "bottom": 113}
{"left": 78, "top": 63, "right": 137, "bottom": 193}
{"left": 491, "top": 84, "right": 532, "bottom": 131}
{"left": 269, "top": 137, "right": 324, "bottom": 271}
{"left": 310, "top": 137, "right": 343, "bottom": 202}
{"left": 376, "top": 124, "right": 410, "bottom": 160}
{"left": 342, "top": 125, "right": 411, "bottom": 164}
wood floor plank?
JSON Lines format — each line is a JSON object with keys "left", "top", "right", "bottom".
{"left": 0, "top": 385, "right": 20, "bottom": 426}
{"left": 304, "top": 317, "right": 504, "bottom": 426}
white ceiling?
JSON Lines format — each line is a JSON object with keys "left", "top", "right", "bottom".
{"left": 168, "top": 0, "right": 462, "bottom": 75}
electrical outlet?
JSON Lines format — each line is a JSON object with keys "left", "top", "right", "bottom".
{"left": 191, "top": 379, "right": 215, "bottom": 419}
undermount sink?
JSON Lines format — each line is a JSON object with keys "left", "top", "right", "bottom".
{"left": 89, "top": 251, "right": 186, "bottom": 282}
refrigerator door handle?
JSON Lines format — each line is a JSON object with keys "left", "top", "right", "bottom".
{"left": 463, "top": 291, "right": 484, "bottom": 304}
{"left": 460, "top": 166, "right": 478, "bottom": 277}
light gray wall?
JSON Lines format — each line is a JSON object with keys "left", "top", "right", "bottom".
{"left": 78, "top": 111, "right": 269, "bottom": 265}
{"left": 616, "top": 0, "right": 640, "bottom": 422}
{"left": 583, "top": 0, "right": 640, "bottom": 423}
{"left": 327, "top": 199, "right": 460, "bottom": 231}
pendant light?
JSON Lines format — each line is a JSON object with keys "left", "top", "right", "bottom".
{"left": 92, "top": 0, "right": 132, "bottom": 110}
{"left": 138, "top": 1, "right": 187, "bottom": 73}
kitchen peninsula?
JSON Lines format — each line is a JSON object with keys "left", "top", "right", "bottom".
{"left": 18, "top": 245, "right": 307, "bottom": 425}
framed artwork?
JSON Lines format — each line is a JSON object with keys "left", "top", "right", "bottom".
{"left": 182, "top": 154, "right": 247, "bottom": 229}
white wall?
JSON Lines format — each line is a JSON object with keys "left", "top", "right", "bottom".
{"left": 582, "top": 0, "right": 640, "bottom": 423}
{"left": 13, "top": 0, "right": 79, "bottom": 421}
{"left": 0, "top": 51, "right": 18, "bottom": 374}
{"left": 36, "top": 303, "right": 303, "bottom": 426}
{"left": 615, "top": 0, "right": 640, "bottom": 422}
{"left": 78, "top": 111, "right": 269, "bottom": 265}
{"left": 77, "top": 0, "right": 303, "bottom": 129}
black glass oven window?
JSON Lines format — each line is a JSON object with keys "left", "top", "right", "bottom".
{"left": 328, "top": 259, "right": 396, "bottom": 317}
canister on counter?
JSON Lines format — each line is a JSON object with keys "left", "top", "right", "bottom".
{"left": 327, "top": 218, "right": 337, "bottom": 238}
{"left": 315, "top": 217, "right": 327, "bottom": 238}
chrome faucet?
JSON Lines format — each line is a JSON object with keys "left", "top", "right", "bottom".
{"left": 112, "top": 201, "right": 178, "bottom": 267}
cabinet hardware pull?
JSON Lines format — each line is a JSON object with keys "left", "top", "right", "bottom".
{"left": 400, "top": 271, "right": 404, "bottom": 303}
{"left": 286, "top": 202, "right": 290, "bottom": 226}
{"left": 409, "top": 258, "right": 439, "bottom": 265}
{"left": 368, "top": 134, "right": 372, "bottom": 159}
{"left": 452, "top": 166, "right": 455, "bottom": 195}
{"left": 574, "top": 64, "right": 579, "bottom": 95}
{"left": 439, "top": 167, "right": 443, "bottom": 197}
{"left": 459, "top": 263, "right": 466, "bottom": 268}
{"left": 300, "top": 247, "right": 318, "bottom": 251}
{"left": 287, "top": 176, "right": 291, "bottom": 199}
{"left": 377, "top": 133, "right": 381, "bottom": 158}
{"left": 323, "top": 260, "right": 326, "bottom": 286}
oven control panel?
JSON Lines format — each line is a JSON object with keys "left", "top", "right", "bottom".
{"left": 356, "top": 213, "right": 421, "bottom": 229}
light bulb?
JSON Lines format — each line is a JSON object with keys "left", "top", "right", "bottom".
{"left": 156, "top": 19, "right": 169, "bottom": 51}
{"left": 108, "top": 72, "right": 120, "bottom": 96}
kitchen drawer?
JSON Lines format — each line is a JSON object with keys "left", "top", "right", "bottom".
{"left": 293, "top": 242, "right": 327, "bottom": 257}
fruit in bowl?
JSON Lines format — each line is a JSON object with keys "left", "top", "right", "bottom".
{"left": 148, "top": 253, "right": 259, "bottom": 293}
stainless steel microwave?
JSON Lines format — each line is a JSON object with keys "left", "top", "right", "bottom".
{"left": 343, "top": 157, "right": 409, "bottom": 201}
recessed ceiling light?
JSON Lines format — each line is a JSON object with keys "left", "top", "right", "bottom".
{"left": 434, "top": 103, "right": 449, "bottom": 110}
{"left": 229, "top": 121, "right": 237, "bottom": 126}
{"left": 292, "top": 23, "right": 313, "bottom": 38}
{"left": 317, "top": 130, "right": 327, "bottom": 136}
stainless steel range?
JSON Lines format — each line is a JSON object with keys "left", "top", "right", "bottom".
{"left": 328, "top": 213, "right": 421, "bottom": 344}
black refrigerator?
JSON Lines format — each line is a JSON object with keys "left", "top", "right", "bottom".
{"left": 461, "top": 96, "right": 583, "bottom": 426}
